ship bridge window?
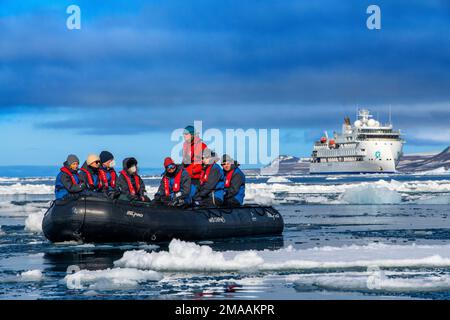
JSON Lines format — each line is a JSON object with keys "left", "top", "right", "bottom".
{"left": 357, "top": 134, "right": 400, "bottom": 140}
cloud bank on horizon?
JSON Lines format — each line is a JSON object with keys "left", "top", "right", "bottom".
{"left": 0, "top": 0, "right": 449, "bottom": 165}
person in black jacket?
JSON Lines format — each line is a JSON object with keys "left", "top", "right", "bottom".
{"left": 154, "top": 157, "right": 192, "bottom": 206}
{"left": 78, "top": 154, "right": 102, "bottom": 192}
{"left": 192, "top": 149, "right": 224, "bottom": 207}
{"left": 117, "top": 157, "right": 149, "bottom": 202}
{"left": 221, "top": 154, "right": 245, "bottom": 207}
{"left": 54, "top": 154, "right": 86, "bottom": 200}
{"left": 98, "top": 151, "right": 118, "bottom": 192}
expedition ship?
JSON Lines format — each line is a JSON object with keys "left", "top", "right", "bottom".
{"left": 310, "top": 109, "right": 404, "bottom": 174}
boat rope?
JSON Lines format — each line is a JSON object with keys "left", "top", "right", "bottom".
{"left": 218, "top": 207, "right": 233, "bottom": 215}
{"left": 73, "top": 196, "right": 87, "bottom": 242}
{"left": 43, "top": 200, "right": 55, "bottom": 216}
{"left": 252, "top": 207, "right": 267, "bottom": 216}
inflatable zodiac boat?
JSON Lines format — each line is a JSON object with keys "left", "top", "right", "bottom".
{"left": 42, "top": 195, "right": 284, "bottom": 243}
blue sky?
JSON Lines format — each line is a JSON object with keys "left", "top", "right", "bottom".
{"left": 1, "top": 0, "right": 450, "bottom": 166}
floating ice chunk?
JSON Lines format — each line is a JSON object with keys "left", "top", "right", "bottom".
{"left": 416, "top": 167, "right": 450, "bottom": 175}
{"left": 0, "top": 183, "right": 53, "bottom": 195}
{"left": 115, "top": 239, "right": 264, "bottom": 271}
{"left": 64, "top": 268, "right": 162, "bottom": 290}
{"left": 19, "top": 270, "right": 43, "bottom": 282}
{"left": 245, "top": 185, "right": 276, "bottom": 205}
{"left": 0, "top": 201, "right": 50, "bottom": 217}
{"left": 0, "top": 225, "right": 4, "bottom": 236}
{"left": 243, "top": 179, "right": 450, "bottom": 205}
{"left": 303, "top": 196, "right": 337, "bottom": 204}
{"left": 197, "top": 241, "right": 214, "bottom": 245}
{"left": 416, "top": 194, "right": 450, "bottom": 205}
{"left": 0, "top": 177, "right": 54, "bottom": 183}
{"left": 294, "top": 272, "right": 450, "bottom": 293}
{"left": 115, "top": 239, "right": 450, "bottom": 272}
{"left": 24, "top": 210, "right": 45, "bottom": 233}
{"left": 137, "top": 244, "right": 160, "bottom": 251}
{"left": 252, "top": 193, "right": 275, "bottom": 206}
{"left": 340, "top": 185, "right": 402, "bottom": 204}
{"left": 266, "top": 176, "right": 291, "bottom": 183}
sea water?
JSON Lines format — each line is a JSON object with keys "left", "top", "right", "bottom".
{"left": 1, "top": 171, "right": 450, "bottom": 299}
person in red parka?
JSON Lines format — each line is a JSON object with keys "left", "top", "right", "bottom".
{"left": 182, "top": 125, "right": 208, "bottom": 198}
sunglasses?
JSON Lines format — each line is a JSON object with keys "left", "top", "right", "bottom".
{"left": 166, "top": 164, "right": 176, "bottom": 170}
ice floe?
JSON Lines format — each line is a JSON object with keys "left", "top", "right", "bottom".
{"left": 415, "top": 167, "right": 450, "bottom": 175}
{"left": 340, "top": 185, "right": 402, "bottom": 204}
{"left": 244, "top": 179, "right": 450, "bottom": 205}
{"left": 293, "top": 271, "right": 450, "bottom": 293}
{"left": 24, "top": 210, "right": 45, "bottom": 233}
{"left": 266, "top": 176, "right": 292, "bottom": 183}
{"left": 114, "top": 239, "right": 450, "bottom": 272}
{"left": 416, "top": 194, "right": 450, "bottom": 205}
{"left": 19, "top": 270, "right": 43, "bottom": 282}
{"left": 0, "top": 183, "right": 54, "bottom": 195}
{"left": 64, "top": 268, "right": 162, "bottom": 290}
{"left": 0, "top": 201, "right": 50, "bottom": 217}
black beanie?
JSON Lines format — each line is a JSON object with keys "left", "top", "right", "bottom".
{"left": 100, "top": 151, "right": 114, "bottom": 164}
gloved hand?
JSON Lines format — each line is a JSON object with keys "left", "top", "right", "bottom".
{"left": 106, "top": 190, "right": 119, "bottom": 200}
{"left": 175, "top": 198, "right": 185, "bottom": 207}
{"left": 167, "top": 200, "right": 176, "bottom": 207}
{"left": 168, "top": 198, "right": 185, "bottom": 207}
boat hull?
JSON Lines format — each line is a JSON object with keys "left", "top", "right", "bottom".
{"left": 310, "top": 160, "right": 396, "bottom": 174}
{"left": 42, "top": 196, "right": 284, "bottom": 243}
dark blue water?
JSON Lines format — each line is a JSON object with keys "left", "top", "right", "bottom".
{"left": 1, "top": 173, "right": 450, "bottom": 300}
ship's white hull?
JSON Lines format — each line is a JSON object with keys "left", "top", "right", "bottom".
{"left": 310, "top": 140, "right": 403, "bottom": 174}
{"left": 310, "top": 160, "right": 396, "bottom": 174}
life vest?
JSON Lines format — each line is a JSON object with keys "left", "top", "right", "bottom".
{"left": 60, "top": 167, "right": 78, "bottom": 185}
{"left": 199, "top": 163, "right": 224, "bottom": 202}
{"left": 224, "top": 169, "right": 235, "bottom": 188}
{"left": 200, "top": 164, "right": 213, "bottom": 185}
{"left": 120, "top": 170, "right": 141, "bottom": 196}
{"left": 55, "top": 167, "right": 80, "bottom": 200}
{"left": 80, "top": 168, "right": 102, "bottom": 189}
{"left": 223, "top": 167, "right": 245, "bottom": 205}
{"left": 163, "top": 170, "right": 182, "bottom": 197}
{"left": 183, "top": 137, "right": 207, "bottom": 179}
{"left": 99, "top": 168, "right": 117, "bottom": 189}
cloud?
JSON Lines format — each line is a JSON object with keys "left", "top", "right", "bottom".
{"left": 0, "top": 0, "right": 449, "bottom": 152}
{"left": 1, "top": 0, "right": 450, "bottom": 109}
{"left": 26, "top": 103, "right": 449, "bottom": 143}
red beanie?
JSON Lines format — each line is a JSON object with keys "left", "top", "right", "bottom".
{"left": 164, "top": 157, "right": 175, "bottom": 168}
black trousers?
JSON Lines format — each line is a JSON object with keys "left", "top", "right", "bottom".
{"left": 223, "top": 197, "right": 241, "bottom": 207}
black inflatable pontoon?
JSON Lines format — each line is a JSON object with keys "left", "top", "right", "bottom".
{"left": 42, "top": 195, "right": 284, "bottom": 243}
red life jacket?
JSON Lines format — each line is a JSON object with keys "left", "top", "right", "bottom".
{"left": 224, "top": 169, "right": 235, "bottom": 188}
{"left": 163, "top": 170, "right": 183, "bottom": 197}
{"left": 120, "top": 170, "right": 141, "bottom": 196}
{"left": 183, "top": 137, "right": 207, "bottom": 179}
{"left": 200, "top": 165, "right": 213, "bottom": 185}
{"left": 80, "top": 168, "right": 102, "bottom": 189}
{"left": 60, "top": 167, "right": 78, "bottom": 185}
{"left": 99, "top": 168, "right": 117, "bottom": 189}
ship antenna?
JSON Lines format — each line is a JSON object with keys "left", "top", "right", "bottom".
{"left": 389, "top": 105, "right": 392, "bottom": 125}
